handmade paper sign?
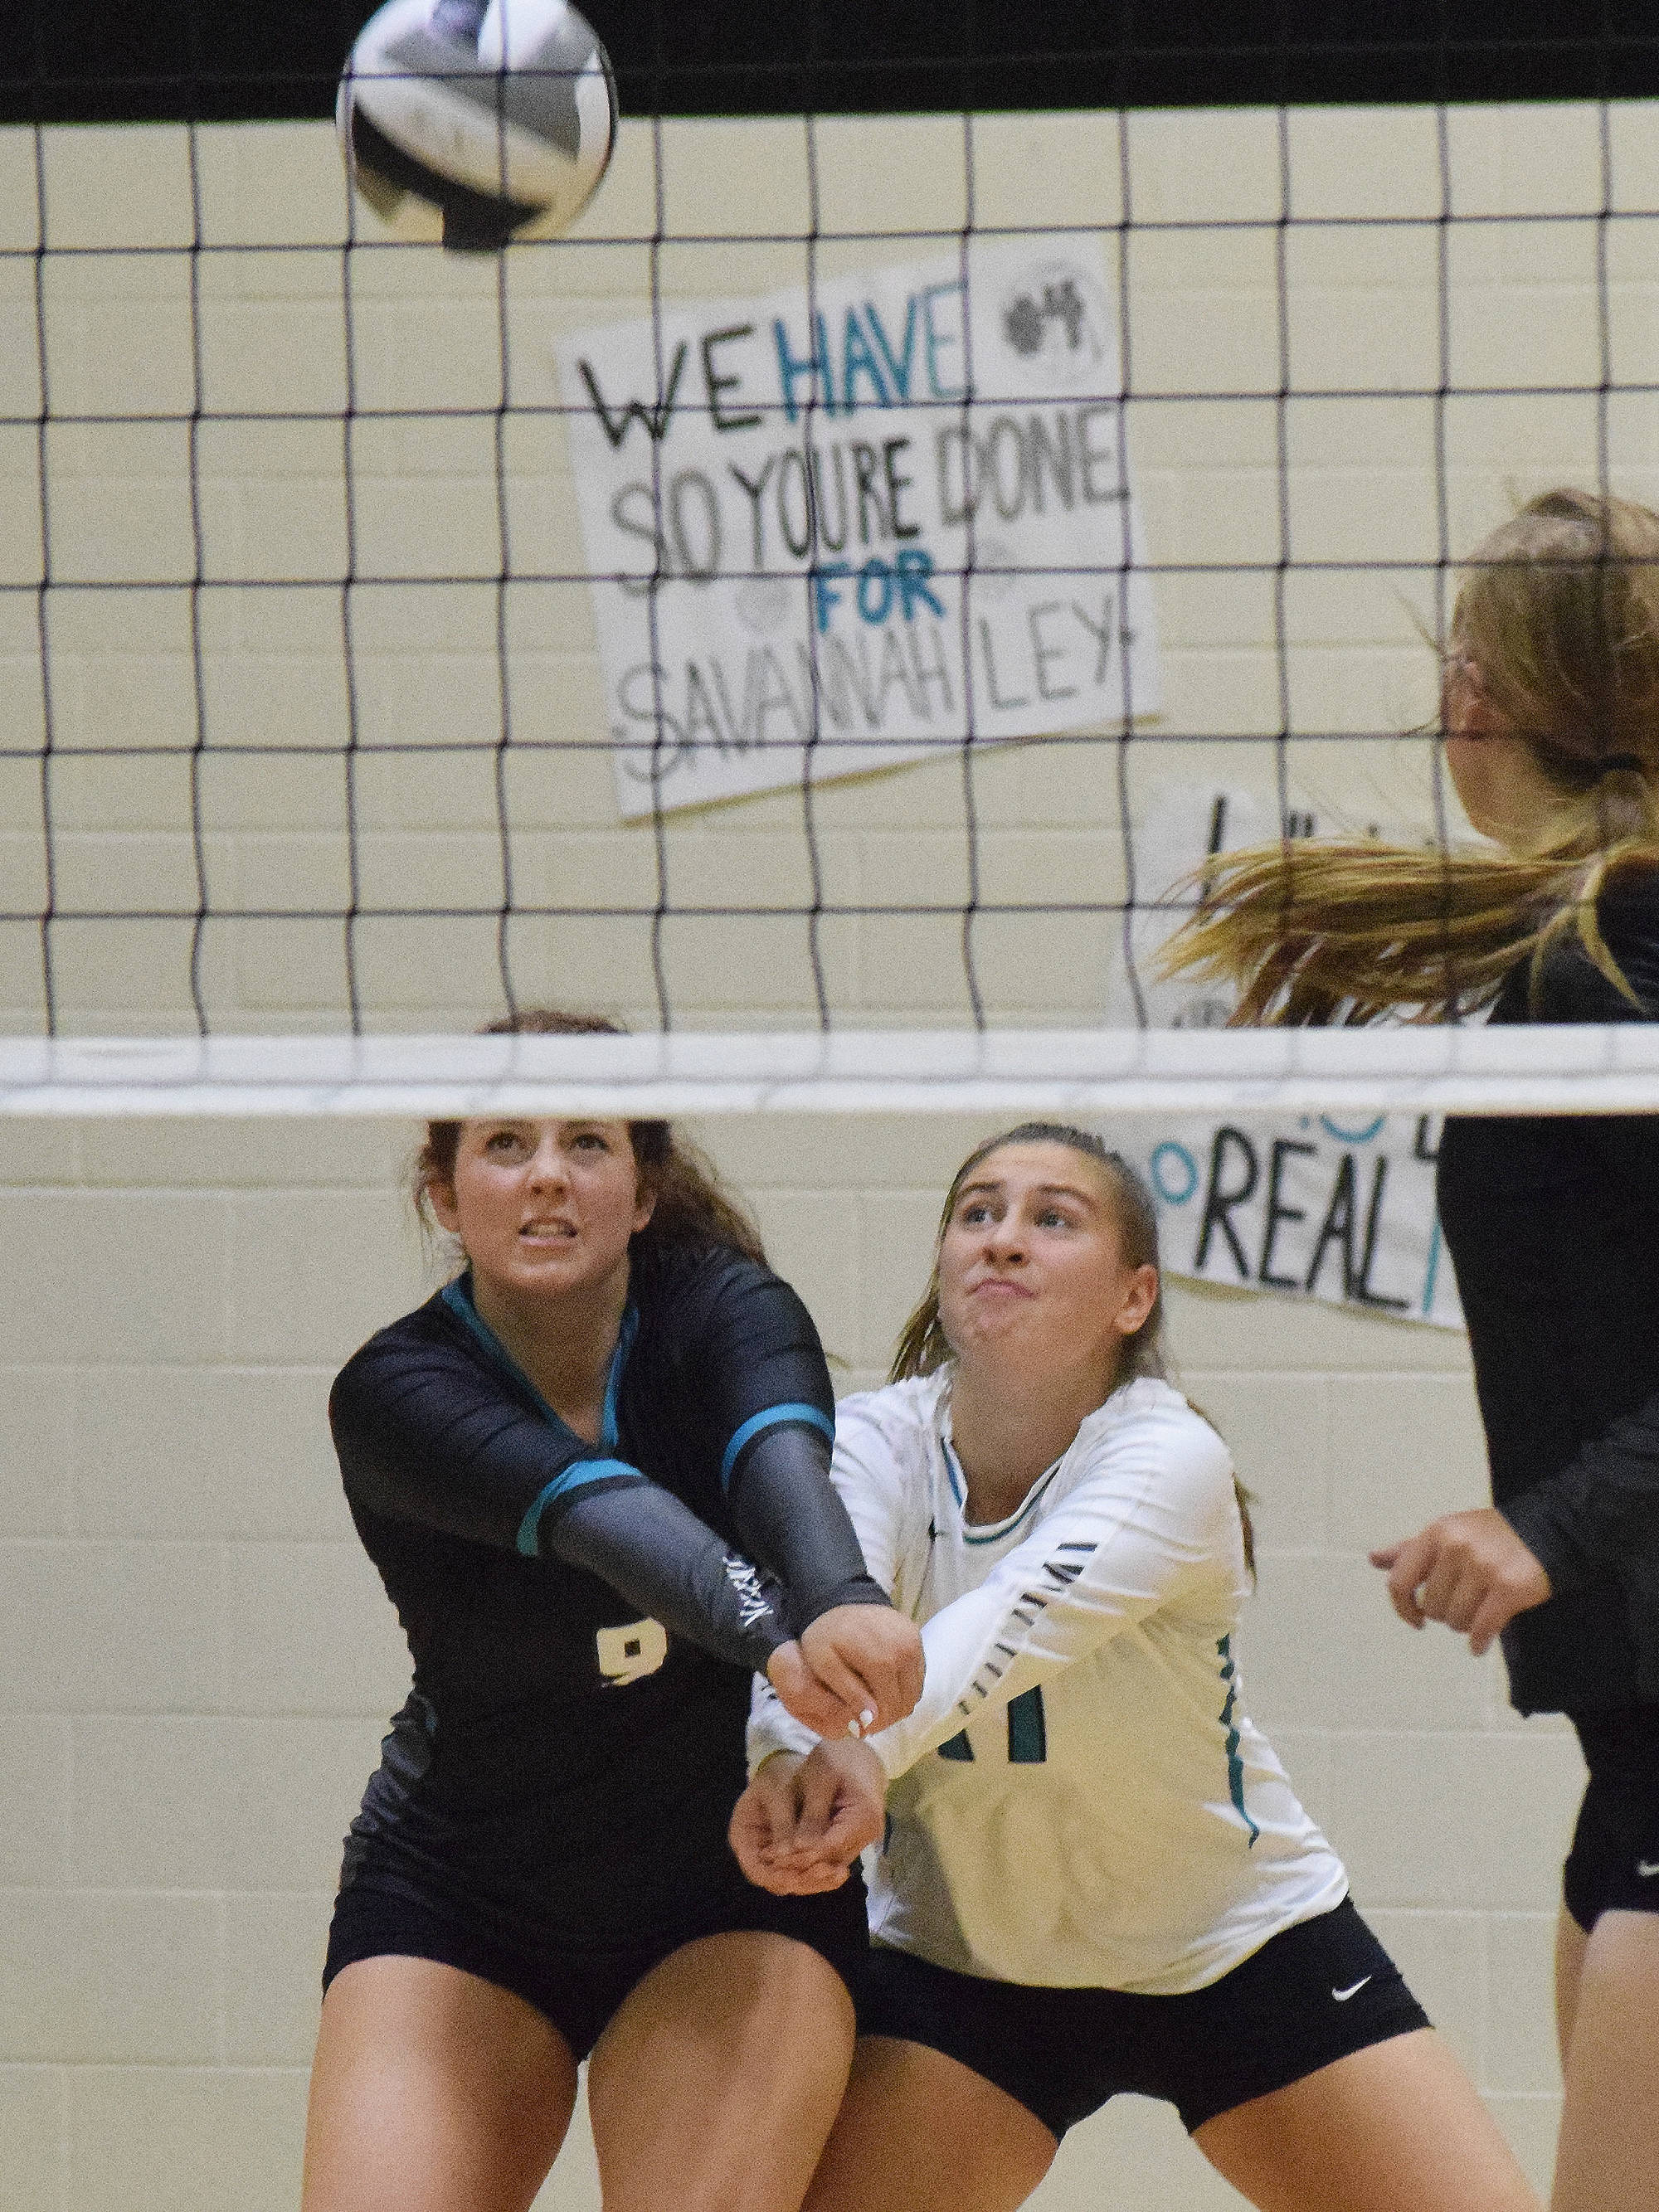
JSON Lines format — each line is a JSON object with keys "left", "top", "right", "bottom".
{"left": 555, "top": 237, "right": 1162, "bottom": 818}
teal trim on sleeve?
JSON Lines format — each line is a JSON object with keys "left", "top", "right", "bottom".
{"left": 719, "top": 1402, "right": 834, "bottom": 1491}
{"left": 515, "top": 1458, "right": 640, "bottom": 1557}
{"left": 1005, "top": 1685, "right": 1048, "bottom": 1764}
{"left": 1216, "top": 1634, "right": 1261, "bottom": 1847}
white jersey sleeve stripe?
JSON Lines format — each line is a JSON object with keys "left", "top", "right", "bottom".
{"left": 869, "top": 1396, "right": 1232, "bottom": 1779}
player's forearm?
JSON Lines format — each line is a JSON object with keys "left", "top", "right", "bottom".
{"left": 869, "top": 1539, "right": 1170, "bottom": 1778}
{"left": 727, "top": 1424, "right": 891, "bottom": 1632}
{"left": 553, "top": 1484, "right": 791, "bottom": 1675}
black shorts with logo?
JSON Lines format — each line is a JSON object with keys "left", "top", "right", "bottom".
{"left": 1564, "top": 1707, "right": 1659, "bottom": 1932}
{"left": 860, "top": 1898, "right": 1428, "bottom": 2139}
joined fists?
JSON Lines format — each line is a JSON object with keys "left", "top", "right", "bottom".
{"left": 729, "top": 1739, "right": 887, "bottom": 1895}
{"left": 764, "top": 1606, "right": 925, "bottom": 1740}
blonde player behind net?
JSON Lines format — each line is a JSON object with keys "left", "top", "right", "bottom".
{"left": 732, "top": 1125, "right": 1537, "bottom": 2212}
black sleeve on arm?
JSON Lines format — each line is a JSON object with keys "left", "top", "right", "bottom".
{"left": 331, "top": 1327, "right": 789, "bottom": 1674}
{"left": 693, "top": 1258, "right": 892, "bottom": 1635}
{"left": 1501, "top": 1388, "right": 1659, "bottom": 1602}
{"left": 727, "top": 1422, "right": 891, "bottom": 1637}
{"left": 549, "top": 1483, "right": 791, "bottom": 1675}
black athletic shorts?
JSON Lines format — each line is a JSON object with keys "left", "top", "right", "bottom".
{"left": 1564, "top": 1706, "right": 1659, "bottom": 1932}
{"left": 860, "top": 1898, "right": 1429, "bottom": 2139}
{"left": 324, "top": 1861, "right": 869, "bottom": 2063}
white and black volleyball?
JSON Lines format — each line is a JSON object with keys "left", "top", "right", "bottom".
{"left": 338, "top": 0, "right": 617, "bottom": 250}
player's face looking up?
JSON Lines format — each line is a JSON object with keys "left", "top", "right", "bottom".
{"left": 426, "top": 1116, "right": 655, "bottom": 1316}
{"left": 937, "top": 1140, "right": 1158, "bottom": 1398}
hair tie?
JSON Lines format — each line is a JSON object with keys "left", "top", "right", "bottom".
{"left": 1593, "top": 753, "right": 1646, "bottom": 778}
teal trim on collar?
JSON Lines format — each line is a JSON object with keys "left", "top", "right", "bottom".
{"left": 943, "top": 1431, "right": 1064, "bottom": 1546}
{"left": 440, "top": 1276, "right": 635, "bottom": 1453}
{"left": 601, "top": 1303, "right": 638, "bottom": 1448}
{"left": 941, "top": 1433, "right": 966, "bottom": 1510}
{"left": 441, "top": 1278, "right": 644, "bottom": 1557}
{"left": 720, "top": 1402, "right": 834, "bottom": 1491}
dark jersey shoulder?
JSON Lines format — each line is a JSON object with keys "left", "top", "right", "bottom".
{"left": 1490, "top": 864, "right": 1659, "bottom": 1027}
{"left": 614, "top": 1238, "right": 833, "bottom": 1519}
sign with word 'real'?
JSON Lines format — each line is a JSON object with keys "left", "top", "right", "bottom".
{"left": 554, "top": 239, "right": 1161, "bottom": 819}
{"left": 1125, "top": 1115, "right": 1462, "bottom": 1330}
{"left": 1105, "top": 782, "right": 1462, "bottom": 1329}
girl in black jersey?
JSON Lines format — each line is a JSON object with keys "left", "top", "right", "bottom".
{"left": 1165, "top": 489, "right": 1659, "bottom": 2212}
{"left": 303, "top": 1011, "right": 923, "bottom": 2212}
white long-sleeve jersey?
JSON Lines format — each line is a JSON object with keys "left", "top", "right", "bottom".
{"left": 749, "top": 1371, "right": 1346, "bottom": 1993}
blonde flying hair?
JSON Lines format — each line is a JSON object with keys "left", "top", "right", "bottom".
{"left": 1162, "top": 489, "right": 1659, "bottom": 1023}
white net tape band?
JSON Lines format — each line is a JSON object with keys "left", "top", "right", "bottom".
{"left": 4, "top": 1026, "right": 1658, "bottom": 1118}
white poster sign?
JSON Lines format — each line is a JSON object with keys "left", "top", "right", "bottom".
{"left": 1111, "top": 783, "right": 1462, "bottom": 1329}
{"left": 1123, "top": 1111, "right": 1461, "bottom": 1329}
{"left": 555, "top": 239, "right": 1161, "bottom": 819}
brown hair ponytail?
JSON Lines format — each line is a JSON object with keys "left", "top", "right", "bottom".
{"left": 1162, "top": 489, "right": 1659, "bottom": 1024}
{"left": 413, "top": 1009, "right": 766, "bottom": 1265}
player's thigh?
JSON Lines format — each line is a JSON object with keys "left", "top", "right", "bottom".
{"left": 1193, "top": 2028, "right": 1538, "bottom": 2212}
{"left": 1551, "top": 1908, "right": 1659, "bottom": 2212}
{"left": 301, "top": 1954, "right": 579, "bottom": 2212}
{"left": 586, "top": 1928, "right": 857, "bottom": 2212}
{"left": 1554, "top": 1903, "right": 1589, "bottom": 2059}
{"left": 802, "top": 2035, "right": 1058, "bottom": 2212}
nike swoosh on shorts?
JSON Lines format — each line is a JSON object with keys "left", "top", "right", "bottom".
{"left": 1331, "top": 1976, "right": 1372, "bottom": 2002}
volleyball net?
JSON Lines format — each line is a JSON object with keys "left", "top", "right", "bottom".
{"left": 5, "top": 13, "right": 1659, "bottom": 1116}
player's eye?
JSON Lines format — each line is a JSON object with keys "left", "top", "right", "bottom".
{"left": 571, "top": 1130, "right": 610, "bottom": 1152}
{"left": 483, "top": 1128, "right": 523, "bottom": 1155}
{"left": 1035, "top": 1205, "right": 1075, "bottom": 1229}
{"left": 959, "top": 1200, "right": 994, "bottom": 1225}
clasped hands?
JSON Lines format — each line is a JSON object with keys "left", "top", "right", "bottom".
{"left": 764, "top": 1605, "right": 925, "bottom": 1740}
{"left": 1370, "top": 1506, "right": 1550, "bottom": 1655}
{"left": 730, "top": 1738, "right": 887, "bottom": 1897}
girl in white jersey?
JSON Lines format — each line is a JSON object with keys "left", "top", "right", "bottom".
{"left": 733, "top": 1125, "right": 1538, "bottom": 2212}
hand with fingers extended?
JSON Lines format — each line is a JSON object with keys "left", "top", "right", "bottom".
{"left": 729, "top": 1739, "right": 887, "bottom": 1897}
{"left": 798, "top": 1604, "right": 925, "bottom": 1736}
{"left": 1370, "top": 1507, "right": 1551, "bottom": 1656}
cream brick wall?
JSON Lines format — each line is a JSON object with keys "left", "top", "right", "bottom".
{"left": 0, "top": 1116, "right": 1579, "bottom": 2210}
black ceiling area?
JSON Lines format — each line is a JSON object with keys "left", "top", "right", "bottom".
{"left": 6, "top": 3, "right": 1659, "bottom": 127}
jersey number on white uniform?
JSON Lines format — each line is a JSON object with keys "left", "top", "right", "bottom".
{"left": 938, "top": 1685, "right": 1047, "bottom": 1764}
{"left": 595, "top": 1617, "right": 669, "bottom": 1685}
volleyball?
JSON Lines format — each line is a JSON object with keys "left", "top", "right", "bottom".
{"left": 338, "top": 0, "right": 617, "bottom": 250}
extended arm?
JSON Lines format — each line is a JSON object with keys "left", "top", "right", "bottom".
{"left": 750, "top": 1395, "right": 1236, "bottom": 1782}
{"left": 727, "top": 1422, "right": 890, "bottom": 1631}
{"left": 704, "top": 1272, "right": 922, "bottom": 1724}
{"left": 332, "top": 1330, "right": 791, "bottom": 1675}
{"left": 868, "top": 1415, "right": 1232, "bottom": 1778}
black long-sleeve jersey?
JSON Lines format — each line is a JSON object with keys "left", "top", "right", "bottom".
{"left": 328, "top": 1239, "right": 884, "bottom": 1943}
{"left": 1437, "top": 869, "right": 1659, "bottom": 1715}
